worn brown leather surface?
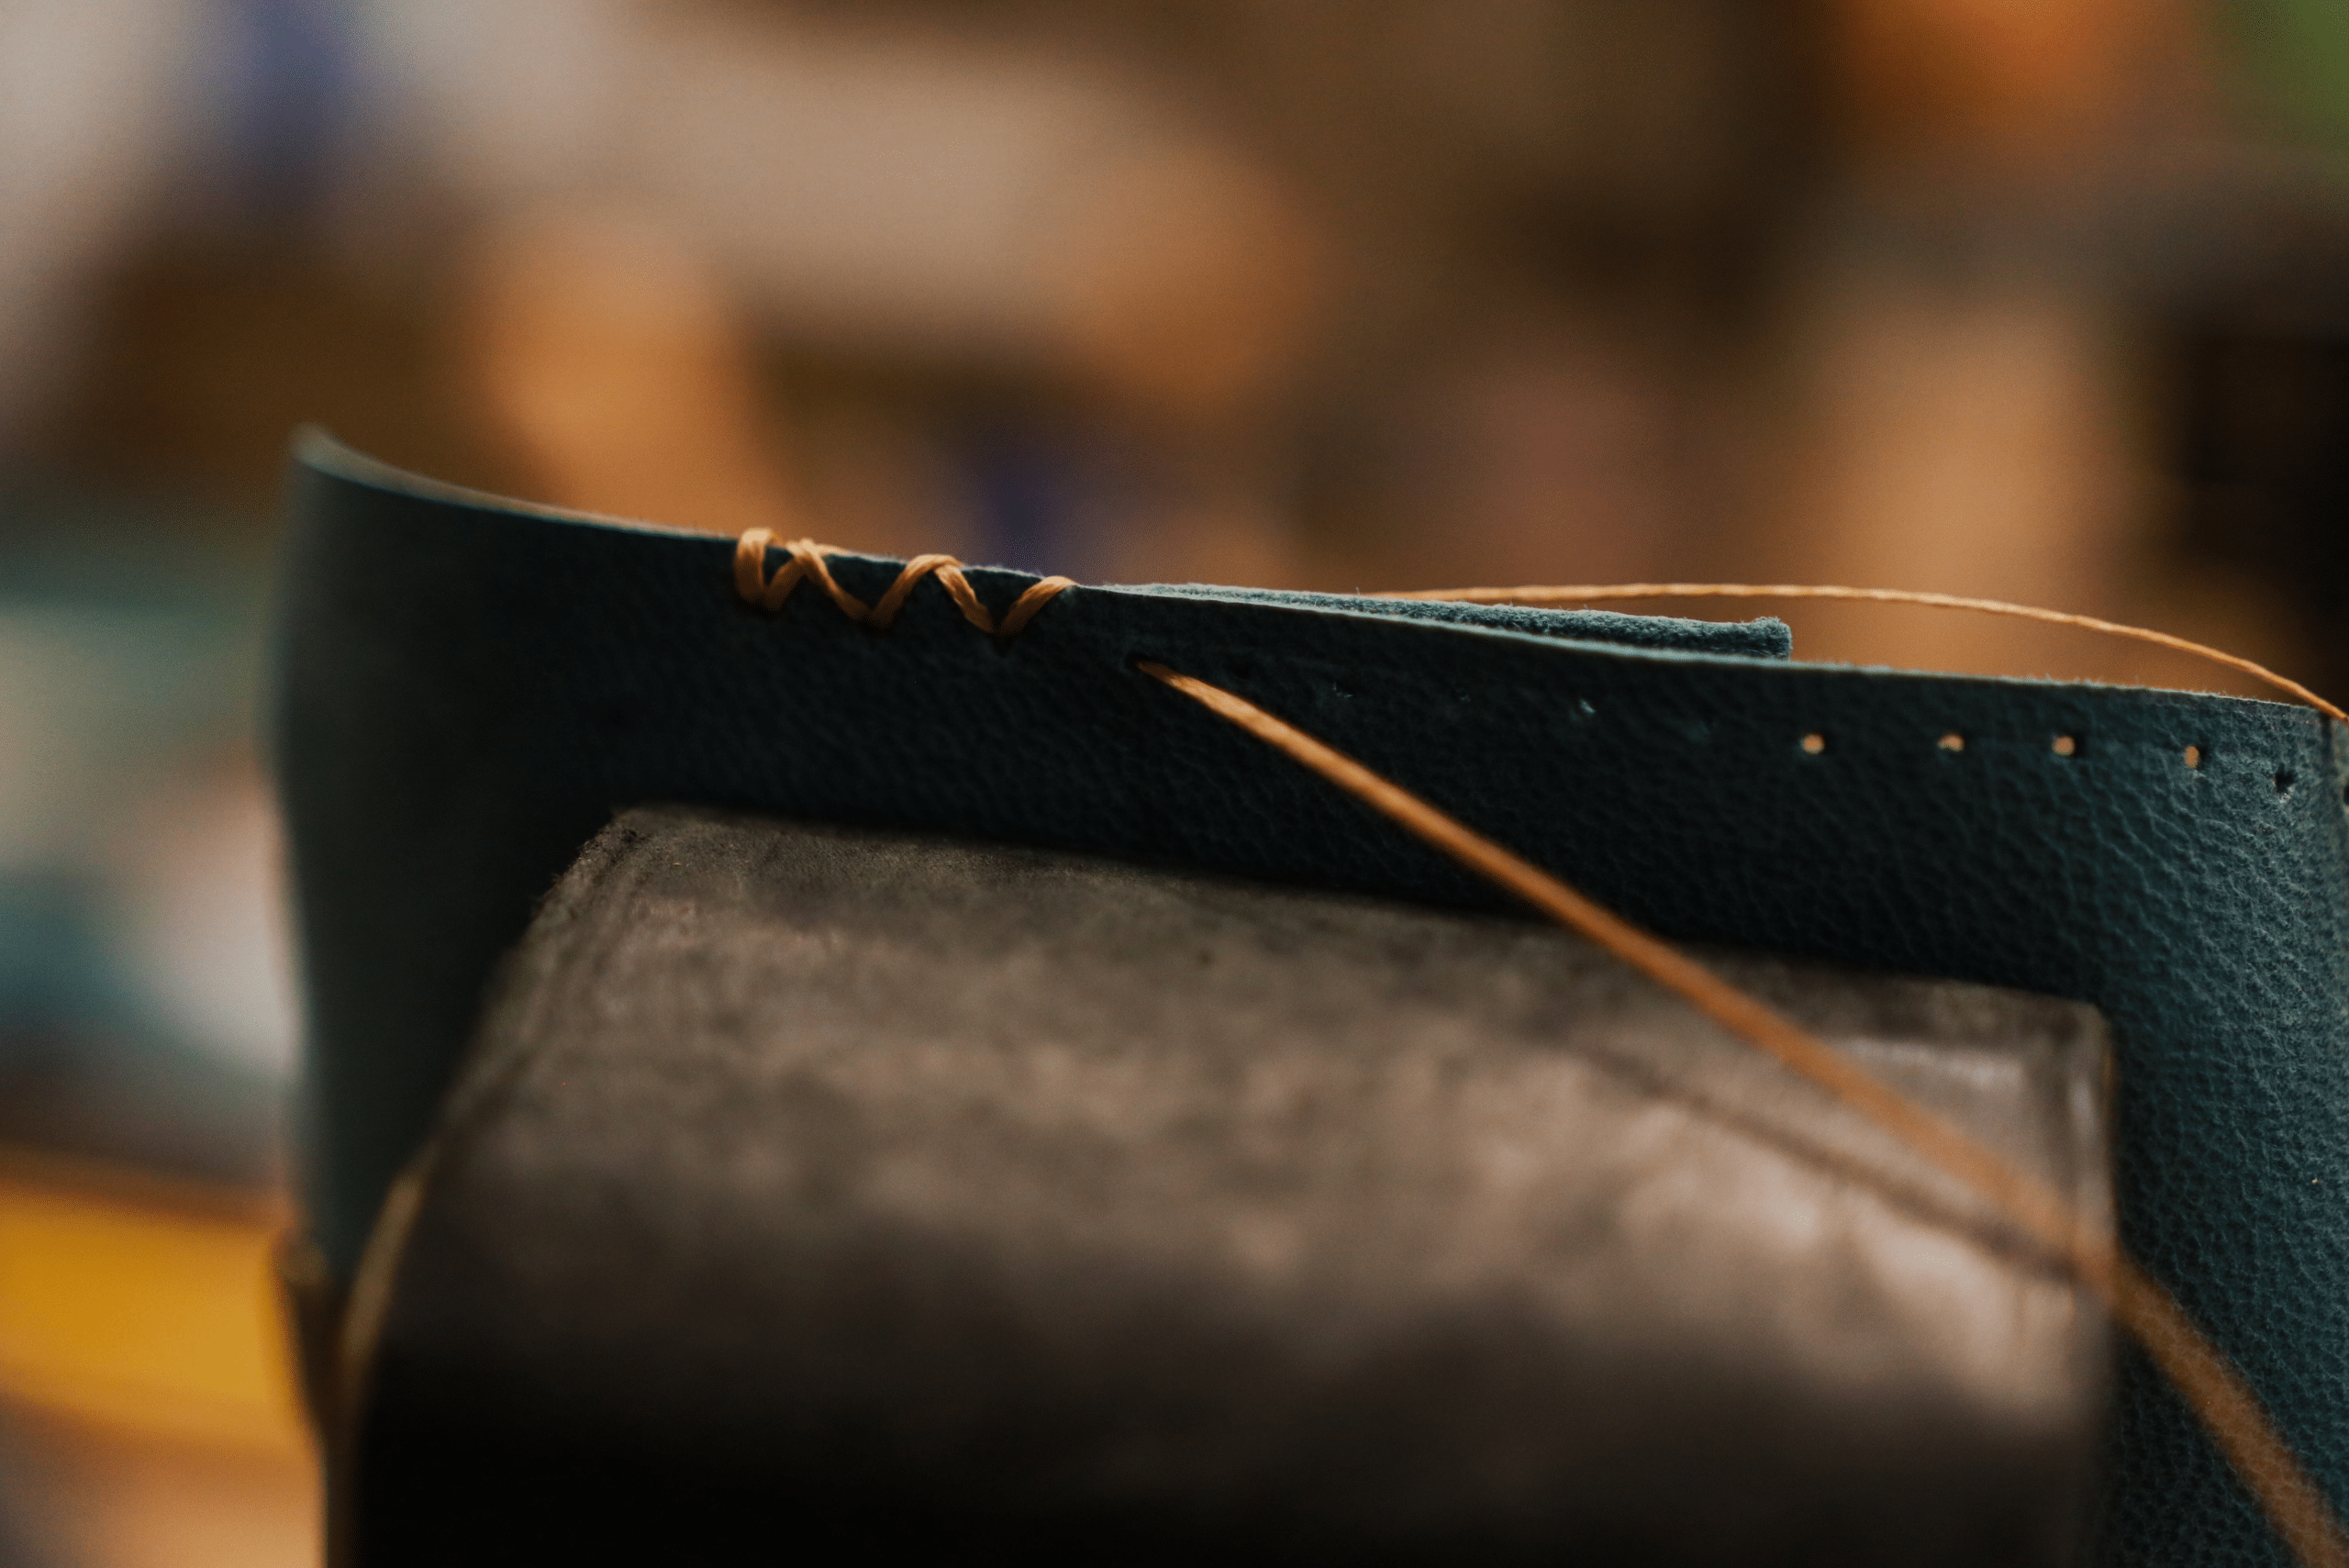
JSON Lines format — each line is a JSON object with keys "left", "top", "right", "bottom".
{"left": 351, "top": 806, "right": 2114, "bottom": 1566}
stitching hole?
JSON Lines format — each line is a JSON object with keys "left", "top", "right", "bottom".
{"left": 2276, "top": 770, "right": 2296, "bottom": 796}
{"left": 1800, "top": 732, "right": 1826, "bottom": 755}
{"left": 2184, "top": 745, "right": 2202, "bottom": 769}
{"left": 2052, "top": 734, "right": 2078, "bottom": 757}
{"left": 1937, "top": 732, "right": 1965, "bottom": 752}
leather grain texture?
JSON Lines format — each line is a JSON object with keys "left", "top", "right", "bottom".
{"left": 356, "top": 806, "right": 2113, "bottom": 1567}
{"left": 273, "top": 435, "right": 2349, "bottom": 1565}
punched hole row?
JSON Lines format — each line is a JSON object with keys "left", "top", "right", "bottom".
{"left": 1795, "top": 732, "right": 2243, "bottom": 772}
{"left": 1796, "top": 730, "right": 2333, "bottom": 801}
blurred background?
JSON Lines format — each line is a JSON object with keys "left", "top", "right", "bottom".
{"left": 6, "top": 1, "right": 2349, "bottom": 1561}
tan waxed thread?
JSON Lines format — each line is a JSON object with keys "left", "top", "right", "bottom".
{"left": 1382, "top": 582, "right": 2349, "bottom": 725}
{"left": 996, "top": 575, "right": 1079, "bottom": 639}
{"left": 328, "top": 1155, "right": 434, "bottom": 1568}
{"left": 1138, "top": 659, "right": 2349, "bottom": 1568}
{"left": 736, "top": 529, "right": 1074, "bottom": 639}
{"left": 735, "top": 530, "right": 872, "bottom": 619}
{"left": 872, "top": 553, "right": 991, "bottom": 632}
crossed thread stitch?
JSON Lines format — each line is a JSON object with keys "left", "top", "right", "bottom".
{"left": 734, "top": 528, "right": 1073, "bottom": 640}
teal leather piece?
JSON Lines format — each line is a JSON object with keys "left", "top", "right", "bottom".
{"left": 273, "top": 436, "right": 2349, "bottom": 1565}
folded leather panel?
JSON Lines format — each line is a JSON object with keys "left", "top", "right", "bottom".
{"left": 274, "top": 434, "right": 2349, "bottom": 1563}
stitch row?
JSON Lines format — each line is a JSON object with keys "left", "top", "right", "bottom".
{"left": 734, "top": 529, "right": 1074, "bottom": 639}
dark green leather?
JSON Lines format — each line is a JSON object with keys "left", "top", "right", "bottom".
{"left": 273, "top": 433, "right": 2349, "bottom": 1566}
